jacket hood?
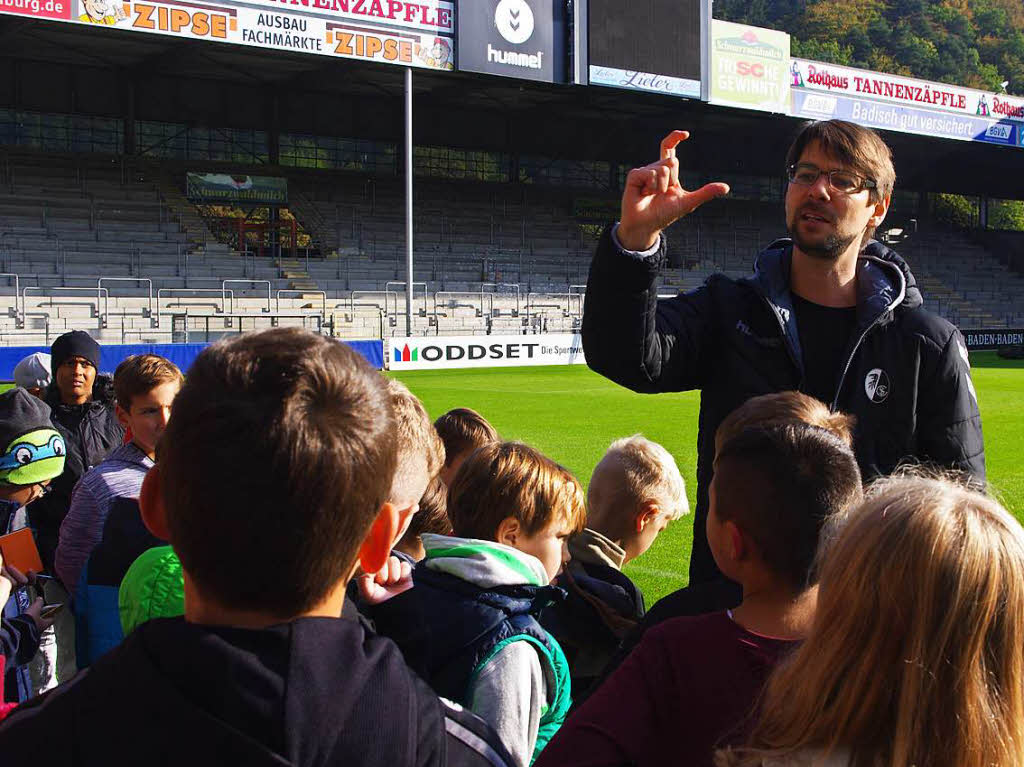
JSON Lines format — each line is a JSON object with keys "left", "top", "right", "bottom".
{"left": 44, "top": 372, "right": 117, "bottom": 411}
{"left": 752, "top": 238, "right": 922, "bottom": 314}
{"left": 567, "top": 528, "right": 626, "bottom": 571}
{"left": 747, "top": 238, "right": 922, "bottom": 377}
{"left": 119, "top": 545, "right": 184, "bottom": 636}
{"left": 421, "top": 534, "right": 550, "bottom": 588}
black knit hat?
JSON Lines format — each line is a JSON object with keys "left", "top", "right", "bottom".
{"left": 50, "top": 330, "right": 100, "bottom": 375}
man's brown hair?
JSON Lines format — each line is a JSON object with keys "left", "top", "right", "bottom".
{"left": 448, "top": 441, "right": 585, "bottom": 540}
{"left": 158, "top": 328, "right": 396, "bottom": 616}
{"left": 786, "top": 120, "right": 895, "bottom": 205}
{"left": 713, "top": 424, "right": 863, "bottom": 591}
{"left": 715, "top": 391, "right": 856, "bottom": 455}
{"left": 434, "top": 408, "right": 498, "bottom": 467}
{"left": 114, "top": 354, "right": 184, "bottom": 410}
{"left": 386, "top": 379, "right": 445, "bottom": 503}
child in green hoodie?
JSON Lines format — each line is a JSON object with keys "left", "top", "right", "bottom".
{"left": 369, "top": 441, "right": 586, "bottom": 767}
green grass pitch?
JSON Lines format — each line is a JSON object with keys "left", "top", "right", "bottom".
{"left": 393, "top": 351, "right": 1024, "bottom": 605}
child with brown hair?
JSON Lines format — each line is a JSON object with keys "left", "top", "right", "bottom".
{"left": 370, "top": 441, "right": 586, "bottom": 767}
{"left": 434, "top": 407, "right": 499, "bottom": 485}
{"left": 537, "top": 421, "right": 863, "bottom": 767}
{"left": 55, "top": 354, "right": 183, "bottom": 667}
{"left": 590, "top": 391, "right": 857, "bottom": 686}
{"left": 0, "top": 329, "right": 514, "bottom": 767}
{"left": 718, "top": 474, "right": 1024, "bottom": 767}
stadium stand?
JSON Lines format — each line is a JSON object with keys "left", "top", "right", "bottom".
{"left": 0, "top": 147, "right": 1022, "bottom": 345}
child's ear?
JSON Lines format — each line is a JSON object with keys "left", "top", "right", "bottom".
{"left": 359, "top": 502, "right": 401, "bottom": 575}
{"left": 139, "top": 466, "right": 172, "bottom": 541}
{"left": 115, "top": 403, "right": 131, "bottom": 431}
{"left": 725, "top": 520, "right": 746, "bottom": 562}
{"left": 636, "top": 502, "right": 660, "bottom": 532}
{"left": 495, "top": 516, "right": 521, "bottom": 547}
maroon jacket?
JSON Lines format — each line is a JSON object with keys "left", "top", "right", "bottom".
{"left": 535, "top": 612, "right": 797, "bottom": 767}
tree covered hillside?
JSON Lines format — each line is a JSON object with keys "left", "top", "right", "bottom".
{"left": 714, "top": 0, "right": 1024, "bottom": 95}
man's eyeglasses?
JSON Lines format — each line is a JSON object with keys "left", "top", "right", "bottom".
{"left": 786, "top": 163, "right": 877, "bottom": 195}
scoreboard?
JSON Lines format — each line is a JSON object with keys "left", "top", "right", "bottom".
{"left": 579, "top": 0, "right": 708, "bottom": 99}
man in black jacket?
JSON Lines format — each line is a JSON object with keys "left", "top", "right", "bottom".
{"left": 582, "top": 120, "right": 985, "bottom": 585}
{"left": 0, "top": 328, "right": 513, "bottom": 767}
{"left": 29, "top": 331, "right": 124, "bottom": 577}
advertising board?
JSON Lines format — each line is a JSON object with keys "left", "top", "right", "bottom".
{"left": 709, "top": 20, "right": 789, "bottom": 113}
{"left": 388, "top": 333, "right": 586, "bottom": 371}
{"left": 457, "top": 0, "right": 566, "bottom": 83}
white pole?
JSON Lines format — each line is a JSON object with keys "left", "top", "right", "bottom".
{"left": 405, "top": 67, "right": 414, "bottom": 336}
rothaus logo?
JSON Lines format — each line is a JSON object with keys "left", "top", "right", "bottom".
{"left": 864, "top": 368, "right": 890, "bottom": 404}
{"left": 396, "top": 341, "right": 542, "bottom": 363}
{"left": 487, "top": 0, "right": 543, "bottom": 69}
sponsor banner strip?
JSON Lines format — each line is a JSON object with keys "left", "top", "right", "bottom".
{"left": 962, "top": 328, "right": 1024, "bottom": 350}
{"left": 792, "top": 58, "right": 1024, "bottom": 125}
{"left": 791, "top": 89, "right": 1019, "bottom": 148}
{"left": 589, "top": 65, "right": 701, "bottom": 99}
{"left": 2, "top": 0, "right": 454, "bottom": 71}
{"left": 388, "top": 333, "right": 587, "bottom": 371}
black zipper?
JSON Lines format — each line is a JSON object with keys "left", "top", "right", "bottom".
{"left": 830, "top": 263, "right": 905, "bottom": 409}
{"left": 760, "top": 295, "right": 803, "bottom": 382}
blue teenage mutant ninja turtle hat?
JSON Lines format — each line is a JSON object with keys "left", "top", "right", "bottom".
{"left": 0, "top": 389, "right": 66, "bottom": 486}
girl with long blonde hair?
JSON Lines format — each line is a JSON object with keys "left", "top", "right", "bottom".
{"left": 718, "top": 474, "right": 1024, "bottom": 767}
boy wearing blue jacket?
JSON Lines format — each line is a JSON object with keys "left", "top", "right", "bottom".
{"left": 370, "top": 441, "right": 586, "bottom": 767}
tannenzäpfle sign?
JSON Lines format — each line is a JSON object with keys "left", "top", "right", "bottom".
{"left": 791, "top": 58, "right": 1023, "bottom": 149}
{"left": 792, "top": 59, "right": 1024, "bottom": 124}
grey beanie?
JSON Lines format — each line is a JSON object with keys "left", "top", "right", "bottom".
{"left": 13, "top": 353, "right": 52, "bottom": 390}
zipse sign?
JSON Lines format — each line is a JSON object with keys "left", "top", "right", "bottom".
{"left": 389, "top": 333, "right": 586, "bottom": 370}
{"left": 0, "top": 0, "right": 455, "bottom": 71}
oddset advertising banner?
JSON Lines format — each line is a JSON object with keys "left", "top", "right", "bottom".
{"left": 388, "top": 334, "right": 586, "bottom": 371}
{"left": 0, "top": 0, "right": 455, "bottom": 71}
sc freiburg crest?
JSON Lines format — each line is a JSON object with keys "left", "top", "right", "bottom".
{"left": 864, "top": 368, "right": 890, "bottom": 403}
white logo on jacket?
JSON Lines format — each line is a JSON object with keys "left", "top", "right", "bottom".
{"left": 864, "top": 368, "right": 890, "bottom": 403}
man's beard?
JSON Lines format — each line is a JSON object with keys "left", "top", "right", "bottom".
{"left": 787, "top": 220, "right": 859, "bottom": 261}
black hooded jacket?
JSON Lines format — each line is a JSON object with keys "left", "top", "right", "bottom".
{"left": 582, "top": 226, "right": 985, "bottom": 584}
{"left": 29, "top": 375, "right": 125, "bottom": 576}
{"left": 0, "top": 616, "right": 514, "bottom": 767}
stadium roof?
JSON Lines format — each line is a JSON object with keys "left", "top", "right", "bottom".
{"left": 2, "top": 15, "right": 1023, "bottom": 200}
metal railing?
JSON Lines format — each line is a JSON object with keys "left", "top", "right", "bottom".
{"left": 156, "top": 288, "right": 235, "bottom": 326}
{"left": 98, "top": 277, "right": 153, "bottom": 327}
{"left": 222, "top": 279, "right": 271, "bottom": 313}
{"left": 0, "top": 273, "right": 21, "bottom": 327}
{"left": 23, "top": 286, "right": 108, "bottom": 320}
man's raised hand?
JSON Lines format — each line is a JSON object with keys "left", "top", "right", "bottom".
{"left": 617, "top": 131, "right": 730, "bottom": 251}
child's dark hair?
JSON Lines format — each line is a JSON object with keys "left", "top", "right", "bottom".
{"left": 434, "top": 408, "right": 498, "bottom": 467}
{"left": 399, "top": 475, "right": 452, "bottom": 547}
{"left": 158, "top": 328, "right": 396, "bottom": 616}
{"left": 713, "top": 424, "right": 863, "bottom": 590}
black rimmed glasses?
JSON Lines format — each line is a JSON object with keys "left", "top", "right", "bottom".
{"left": 786, "top": 163, "right": 877, "bottom": 195}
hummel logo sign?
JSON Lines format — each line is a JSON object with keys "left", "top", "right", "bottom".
{"left": 495, "top": 0, "right": 534, "bottom": 44}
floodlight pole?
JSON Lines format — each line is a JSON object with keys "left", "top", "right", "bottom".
{"left": 405, "top": 66, "right": 414, "bottom": 337}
